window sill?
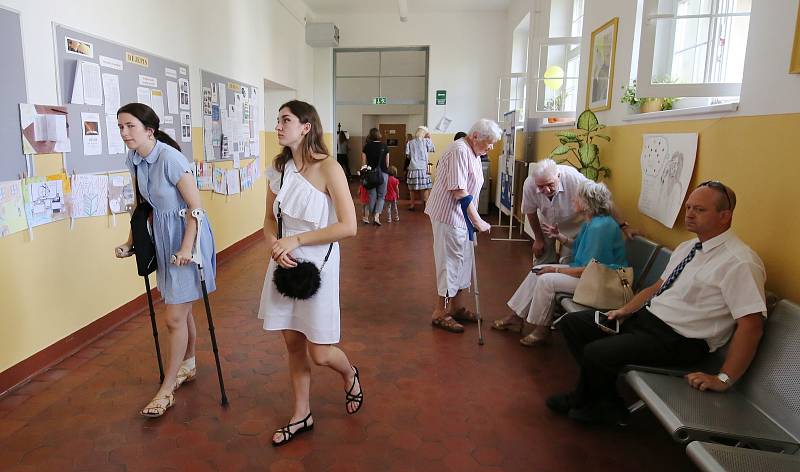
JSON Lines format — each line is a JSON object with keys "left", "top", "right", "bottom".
{"left": 621, "top": 102, "right": 739, "bottom": 122}
{"left": 539, "top": 120, "right": 576, "bottom": 129}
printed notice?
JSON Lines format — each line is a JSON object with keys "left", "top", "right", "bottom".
{"left": 81, "top": 112, "right": 102, "bottom": 155}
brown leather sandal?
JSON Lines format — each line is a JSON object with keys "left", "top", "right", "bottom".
{"left": 431, "top": 316, "right": 464, "bottom": 333}
{"left": 452, "top": 307, "right": 479, "bottom": 323}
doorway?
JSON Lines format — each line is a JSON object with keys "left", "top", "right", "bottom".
{"left": 378, "top": 123, "right": 407, "bottom": 172}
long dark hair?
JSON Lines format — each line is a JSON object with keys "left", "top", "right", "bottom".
{"left": 274, "top": 100, "right": 329, "bottom": 172}
{"left": 116, "top": 103, "right": 181, "bottom": 151}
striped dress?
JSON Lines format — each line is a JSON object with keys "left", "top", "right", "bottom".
{"left": 405, "top": 137, "right": 434, "bottom": 190}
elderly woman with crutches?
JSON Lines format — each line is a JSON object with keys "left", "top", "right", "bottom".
{"left": 425, "top": 119, "right": 502, "bottom": 333}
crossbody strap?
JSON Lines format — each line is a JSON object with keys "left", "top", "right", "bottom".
{"left": 277, "top": 163, "right": 334, "bottom": 268}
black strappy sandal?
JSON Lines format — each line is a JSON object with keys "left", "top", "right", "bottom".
{"left": 271, "top": 412, "right": 314, "bottom": 447}
{"left": 345, "top": 366, "right": 364, "bottom": 415}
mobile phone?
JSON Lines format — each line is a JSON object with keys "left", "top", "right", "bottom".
{"left": 595, "top": 310, "right": 619, "bottom": 333}
{"left": 531, "top": 267, "right": 542, "bottom": 274}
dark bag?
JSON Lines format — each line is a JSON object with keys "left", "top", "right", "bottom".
{"left": 361, "top": 143, "right": 385, "bottom": 189}
{"left": 130, "top": 164, "right": 157, "bottom": 276}
{"left": 272, "top": 165, "right": 333, "bottom": 300}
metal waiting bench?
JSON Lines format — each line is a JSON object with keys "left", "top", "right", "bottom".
{"left": 625, "top": 299, "right": 800, "bottom": 455}
{"left": 686, "top": 441, "right": 800, "bottom": 472}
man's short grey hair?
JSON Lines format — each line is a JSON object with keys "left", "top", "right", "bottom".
{"left": 468, "top": 119, "right": 503, "bottom": 142}
{"left": 578, "top": 180, "right": 614, "bottom": 216}
{"left": 531, "top": 159, "right": 559, "bottom": 180}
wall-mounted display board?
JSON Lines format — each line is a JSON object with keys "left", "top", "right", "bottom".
{"left": 199, "top": 69, "right": 260, "bottom": 163}
{"left": 0, "top": 7, "right": 29, "bottom": 181}
{"left": 53, "top": 24, "right": 194, "bottom": 174}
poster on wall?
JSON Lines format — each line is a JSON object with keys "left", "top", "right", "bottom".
{"left": 637, "top": 133, "right": 698, "bottom": 228}
{"left": 497, "top": 110, "right": 516, "bottom": 214}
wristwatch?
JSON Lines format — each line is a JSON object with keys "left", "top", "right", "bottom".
{"left": 716, "top": 372, "right": 731, "bottom": 384}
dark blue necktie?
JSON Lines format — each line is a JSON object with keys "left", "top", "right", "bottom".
{"left": 654, "top": 242, "right": 703, "bottom": 297}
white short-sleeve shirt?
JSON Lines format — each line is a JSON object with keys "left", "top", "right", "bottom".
{"left": 521, "top": 165, "right": 588, "bottom": 236}
{"left": 650, "top": 230, "right": 767, "bottom": 352}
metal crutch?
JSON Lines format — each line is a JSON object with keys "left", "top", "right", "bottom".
{"left": 459, "top": 195, "right": 485, "bottom": 346}
{"left": 173, "top": 208, "right": 229, "bottom": 406}
{"left": 143, "top": 274, "right": 165, "bottom": 383}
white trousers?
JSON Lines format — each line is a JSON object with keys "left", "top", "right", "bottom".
{"left": 507, "top": 264, "right": 579, "bottom": 326}
{"left": 431, "top": 219, "right": 473, "bottom": 298}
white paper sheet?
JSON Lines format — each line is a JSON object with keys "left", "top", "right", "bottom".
{"left": 165, "top": 67, "right": 177, "bottom": 79}
{"left": 162, "top": 115, "right": 174, "bottom": 125}
{"left": 136, "top": 87, "right": 151, "bottom": 106}
{"left": 99, "top": 55, "right": 123, "bottom": 70}
{"left": 139, "top": 74, "right": 157, "bottom": 88}
{"left": 81, "top": 112, "right": 102, "bottom": 156}
{"left": 70, "top": 61, "right": 84, "bottom": 104}
{"left": 150, "top": 89, "right": 165, "bottom": 119}
{"left": 638, "top": 133, "right": 698, "bottom": 228}
{"left": 166, "top": 80, "right": 179, "bottom": 114}
{"left": 81, "top": 62, "right": 103, "bottom": 106}
{"left": 218, "top": 83, "right": 227, "bottom": 110}
{"left": 101, "top": 73, "right": 120, "bottom": 115}
{"left": 105, "top": 114, "right": 125, "bottom": 154}
{"left": 71, "top": 174, "right": 109, "bottom": 218}
{"left": 163, "top": 128, "right": 177, "bottom": 141}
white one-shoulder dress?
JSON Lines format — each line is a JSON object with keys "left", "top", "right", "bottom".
{"left": 257, "top": 159, "right": 341, "bottom": 344}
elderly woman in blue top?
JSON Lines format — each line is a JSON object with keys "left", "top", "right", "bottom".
{"left": 114, "top": 103, "right": 216, "bottom": 418}
{"left": 492, "top": 180, "right": 626, "bottom": 346}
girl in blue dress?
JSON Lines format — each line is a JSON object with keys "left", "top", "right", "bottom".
{"left": 114, "top": 103, "right": 216, "bottom": 417}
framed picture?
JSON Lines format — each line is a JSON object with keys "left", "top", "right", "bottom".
{"left": 791, "top": 5, "right": 800, "bottom": 73}
{"left": 586, "top": 17, "right": 619, "bottom": 112}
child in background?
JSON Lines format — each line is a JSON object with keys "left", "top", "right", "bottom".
{"left": 384, "top": 166, "right": 400, "bottom": 223}
{"left": 358, "top": 166, "right": 370, "bottom": 224}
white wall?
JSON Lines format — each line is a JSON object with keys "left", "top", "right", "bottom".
{"left": 577, "top": 0, "right": 800, "bottom": 126}
{"left": 315, "top": 11, "right": 507, "bottom": 132}
{"left": 1, "top": 0, "right": 315, "bottom": 128}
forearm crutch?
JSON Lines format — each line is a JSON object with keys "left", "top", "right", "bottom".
{"left": 173, "top": 208, "right": 228, "bottom": 406}
{"left": 459, "top": 195, "right": 485, "bottom": 346}
{"left": 143, "top": 274, "right": 165, "bottom": 383}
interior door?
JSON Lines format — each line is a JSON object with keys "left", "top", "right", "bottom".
{"left": 378, "top": 123, "right": 407, "bottom": 173}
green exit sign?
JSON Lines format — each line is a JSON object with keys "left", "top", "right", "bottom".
{"left": 436, "top": 90, "right": 446, "bottom": 105}
{"left": 373, "top": 97, "right": 388, "bottom": 105}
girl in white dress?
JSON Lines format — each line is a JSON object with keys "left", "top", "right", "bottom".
{"left": 258, "top": 100, "right": 362, "bottom": 447}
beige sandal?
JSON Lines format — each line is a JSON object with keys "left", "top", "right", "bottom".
{"left": 491, "top": 317, "right": 523, "bottom": 332}
{"left": 174, "top": 365, "right": 196, "bottom": 390}
{"left": 140, "top": 393, "right": 175, "bottom": 418}
{"left": 520, "top": 331, "right": 550, "bottom": 347}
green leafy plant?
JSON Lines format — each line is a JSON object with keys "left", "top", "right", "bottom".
{"left": 549, "top": 109, "right": 610, "bottom": 181}
{"left": 619, "top": 79, "right": 676, "bottom": 111}
{"left": 543, "top": 93, "right": 565, "bottom": 112}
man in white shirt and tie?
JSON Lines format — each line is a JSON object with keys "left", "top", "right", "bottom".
{"left": 547, "top": 181, "right": 767, "bottom": 425}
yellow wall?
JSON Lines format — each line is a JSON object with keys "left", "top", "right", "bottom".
{"left": 532, "top": 113, "right": 800, "bottom": 300}
{"left": 0, "top": 128, "right": 270, "bottom": 373}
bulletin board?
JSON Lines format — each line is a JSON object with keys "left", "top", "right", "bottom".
{"left": 53, "top": 24, "right": 194, "bottom": 174}
{"left": 199, "top": 69, "right": 261, "bottom": 162}
{"left": 0, "top": 7, "right": 29, "bottom": 181}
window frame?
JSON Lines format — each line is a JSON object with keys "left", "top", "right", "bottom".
{"left": 636, "top": 0, "right": 750, "bottom": 98}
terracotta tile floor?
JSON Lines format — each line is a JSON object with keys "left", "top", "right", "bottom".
{"left": 0, "top": 202, "right": 694, "bottom": 471}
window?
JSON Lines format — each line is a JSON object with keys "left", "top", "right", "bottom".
{"left": 637, "top": 0, "right": 751, "bottom": 98}
{"left": 498, "top": 14, "right": 530, "bottom": 124}
{"left": 529, "top": 0, "right": 584, "bottom": 121}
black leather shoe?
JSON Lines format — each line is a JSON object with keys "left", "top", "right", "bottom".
{"left": 546, "top": 393, "right": 576, "bottom": 415}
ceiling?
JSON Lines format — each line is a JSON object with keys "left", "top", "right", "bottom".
{"left": 304, "top": 0, "right": 512, "bottom": 15}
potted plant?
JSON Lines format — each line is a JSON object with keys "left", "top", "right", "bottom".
{"left": 549, "top": 109, "right": 610, "bottom": 181}
{"left": 543, "top": 93, "right": 570, "bottom": 123}
{"left": 620, "top": 80, "right": 676, "bottom": 113}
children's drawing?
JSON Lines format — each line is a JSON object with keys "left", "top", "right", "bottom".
{"left": 23, "top": 175, "right": 68, "bottom": 227}
{"left": 108, "top": 174, "right": 134, "bottom": 214}
{"left": 638, "top": 133, "right": 698, "bottom": 228}
{"left": 196, "top": 162, "right": 213, "bottom": 191}
{"left": 226, "top": 169, "right": 241, "bottom": 195}
{"left": 0, "top": 180, "right": 28, "bottom": 237}
{"left": 213, "top": 168, "right": 227, "bottom": 195}
{"left": 71, "top": 174, "right": 109, "bottom": 218}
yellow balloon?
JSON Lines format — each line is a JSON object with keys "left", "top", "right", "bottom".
{"left": 544, "top": 65, "right": 564, "bottom": 90}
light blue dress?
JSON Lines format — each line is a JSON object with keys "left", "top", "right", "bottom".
{"left": 126, "top": 140, "right": 216, "bottom": 304}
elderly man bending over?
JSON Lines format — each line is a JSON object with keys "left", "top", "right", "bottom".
{"left": 548, "top": 182, "right": 766, "bottom": 425}
{"left": 521, "top": 159, "right": 638, "bottom": 267}
{"left": 425, "top": 119, "right": 502, "bottom": 333}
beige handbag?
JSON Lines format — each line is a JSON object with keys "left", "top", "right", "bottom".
{"left": 572, "top": 259, "right": 634, "bottom": 310}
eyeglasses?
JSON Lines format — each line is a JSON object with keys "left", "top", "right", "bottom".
{"left": 699, "top": 180, "right": 733, "bottom": 210}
